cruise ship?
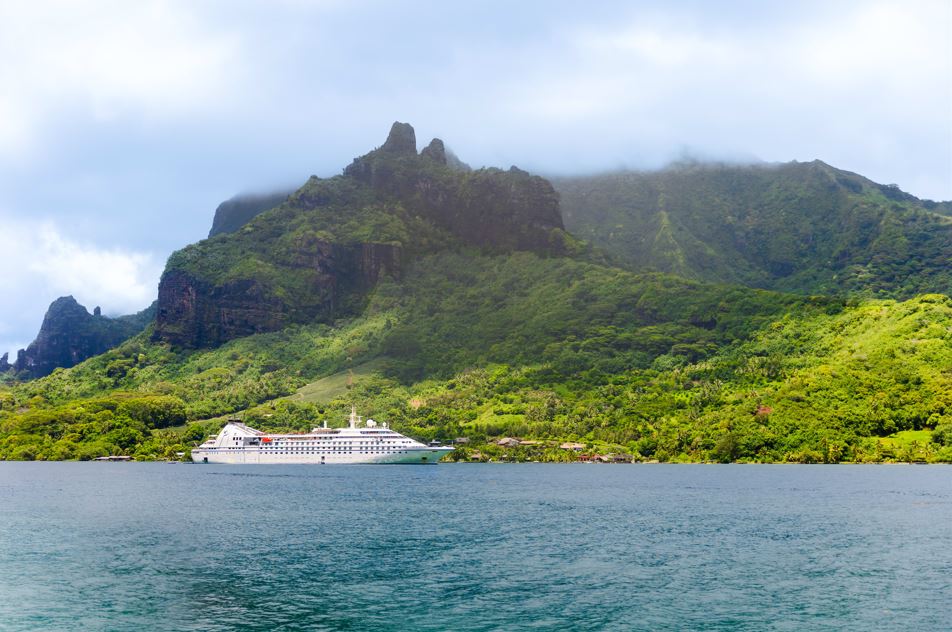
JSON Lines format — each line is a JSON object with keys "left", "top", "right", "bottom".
{"left": 191, "top": 407, "right": 453, "bottom": 464}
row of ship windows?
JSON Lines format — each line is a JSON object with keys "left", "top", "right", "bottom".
{"left": 216, "top": 449, "right": 410, "bottom": 455}
{"left": 233, "top": 441, "right": 408, "bottom": 445}
{"left": 221, "top": 447, "right": 402, "bottom": 451}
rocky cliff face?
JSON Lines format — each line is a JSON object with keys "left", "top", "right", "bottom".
{"left": 344, "top": 122, "right": 566, "bottom": 253}
{"left": 5, "top": 297, "right": 155, "bottom": 378}
{"left": 153, "top": 122, "right": 568, "bottom": 348}
{"left": 155, "top": 242, "right": 400, "bottom": 347}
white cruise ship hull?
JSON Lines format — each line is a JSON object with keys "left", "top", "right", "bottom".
{"left": 192, "top": 446, "right": 453, "bottom": 465}
{"left": 192, "top": 411, "right": 452, "bottom": 465}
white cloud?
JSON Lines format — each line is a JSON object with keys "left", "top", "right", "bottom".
{"left": 0, "top": 0, "right": 947, "bottom": 359}
{"left": 480, "top": 1, "right": 950, "bottom": 197}
{"left": 0, "top": 0, "right": 238, "bottom": 159}
{"left": 796, "top": 2, "right": 949, "bottom": 86}
{"left": 577, "top": 25, "right": 737, "bottom": 67}
{"left": 0, "top": 215, "right": 160, "bottom": 356}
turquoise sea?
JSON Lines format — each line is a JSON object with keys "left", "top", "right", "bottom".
{"left": 0, "top": 463, "right": 949, "bottom": 631}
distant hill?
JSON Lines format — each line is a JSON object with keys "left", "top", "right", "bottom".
{"left": 0, "top": 297, "right": 155, "bottom": 379}
{"left": 553, "top": 161, "right": 952, "bottom": 297}
{"left": 922, "top": 199, "right": 952, "bottom": 216}
{"left": 208, "top": 191, "right": 292, "bottom": 238}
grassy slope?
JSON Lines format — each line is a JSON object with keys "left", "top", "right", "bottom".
{"left": 285, "top": 359, "right": 390, "bottom": 404}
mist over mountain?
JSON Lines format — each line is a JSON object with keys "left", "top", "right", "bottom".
{"left": 208, "top": 191, "right": 292, "bottom": 238}
{"left": 1, "top": 122, "right": 950, "bottom": 464}
{"left": 554, "top": 160, "right": 952, "bottom": 297}
{"left": 155, "top": 122, "right": 569, "bottom": 348}
{"left": 198, "top": 152, "right": 952, "bottom": 300}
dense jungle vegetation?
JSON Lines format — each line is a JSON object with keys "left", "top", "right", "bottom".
{"left": 2, "top": 253, "right": 950, "bottom": 463}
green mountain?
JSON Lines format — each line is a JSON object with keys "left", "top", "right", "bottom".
{"left": 155, "top": 122, "right": 570, "bottom": 348}
{"left": 554, "top": 161, "right": 952, "bottom": 297}
{"left": 1, "top": 124, "right": 950, "bottom": 463}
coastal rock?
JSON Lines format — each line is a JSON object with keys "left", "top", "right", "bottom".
{"left": 155, "top": 270, "right": 293, "bottom": 348}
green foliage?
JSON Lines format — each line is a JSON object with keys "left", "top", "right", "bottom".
{"left": 933, "top": 422, "right": 952, "bottom": 447}
{"left": 7, "top": 133, "right": 949, "bottom": 463}
{"left": 555, "top": 161, "right": 952, "bottom": 298}
{"left": 0, "top": 393, "right": 152, "bottom": 461}
{"left": 117, "top": 395, "right": 187, "bottom": 428}
{"left": 1, "top": 250, "right": 950, "bottom": 463}
{"left": 305, "top": 293, "right": 952, "bottom": 463}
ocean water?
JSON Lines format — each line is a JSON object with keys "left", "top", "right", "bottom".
{"left": 0, "top": 463, "right": 949, "bottom": 631}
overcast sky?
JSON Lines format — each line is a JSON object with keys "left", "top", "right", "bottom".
{"left": 0, "top": 0, "right": 950, "bottom": 356}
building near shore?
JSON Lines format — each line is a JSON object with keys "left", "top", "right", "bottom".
{"left": 560, "top": 442, "right": 586, "bottom": 451}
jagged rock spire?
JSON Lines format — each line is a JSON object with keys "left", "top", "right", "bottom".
{"left": 381, "top": 121, "right": 416, "bottom": 155}
{"left": 421, "top": 138, "right": 447, "bottom": 164}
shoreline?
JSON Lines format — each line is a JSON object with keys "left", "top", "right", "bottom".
{"left": 0, "top": 459, "right": 948, "bottom": 466}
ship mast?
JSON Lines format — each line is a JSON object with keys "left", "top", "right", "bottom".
{"left": 349, "top": 405, "right": 358, "bottom": 429}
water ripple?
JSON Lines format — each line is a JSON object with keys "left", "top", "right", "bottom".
{"left": 0, "top": 463, "right": 949, "bottom": 631}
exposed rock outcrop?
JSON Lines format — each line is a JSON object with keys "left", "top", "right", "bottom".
{"left": 155, "top": 242, "right": 400, "bottom": 347}
{"left": 379, "top": 121, "right": 417, "bottom": 155}
{"left": 6, "top": 297, "right": 156, "bottom": 378}
{"left": 346, "top": 122, "right": 566, "bottom": 253}
{"left": 420, "top": 138, "right": 447, "bottom": 164}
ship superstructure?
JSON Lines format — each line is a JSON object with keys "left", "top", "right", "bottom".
{"left": 191, "top": 407, "right": 452, "bottom": 465}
